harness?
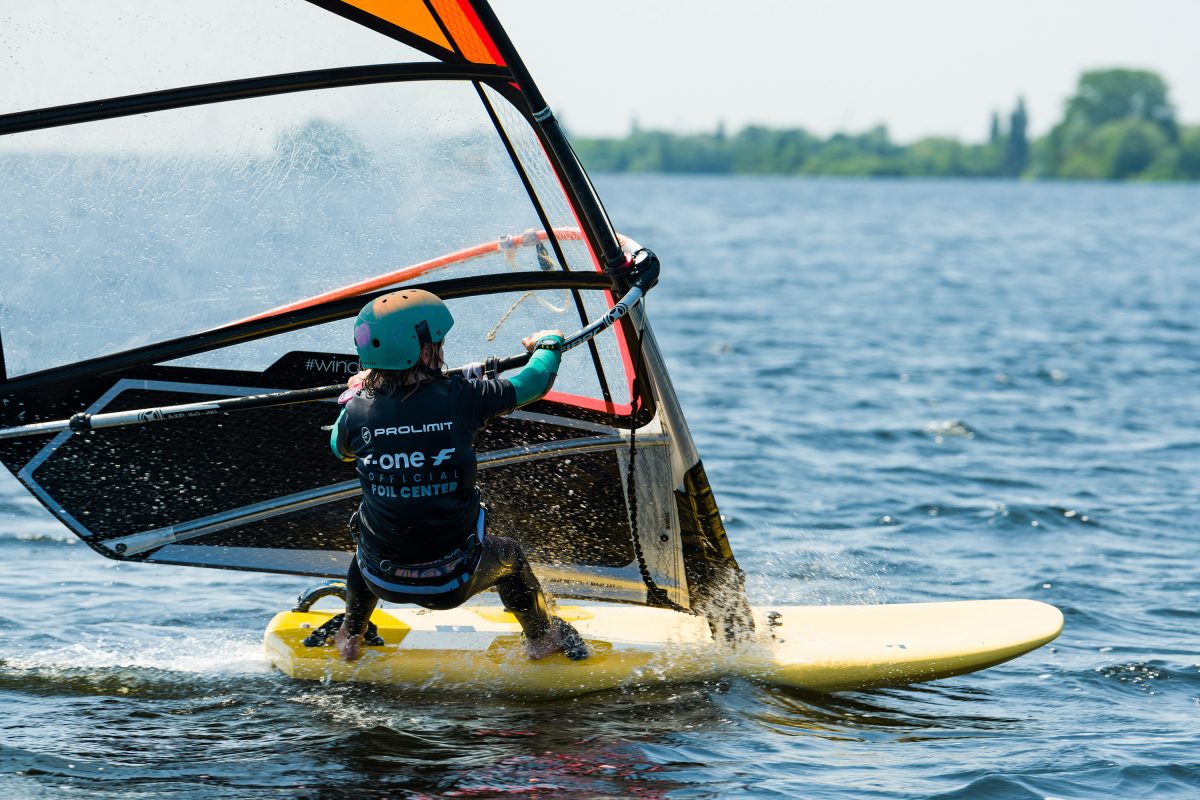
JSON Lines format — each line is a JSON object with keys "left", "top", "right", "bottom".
{"left": 352, "top": 507, "right": 486, "bottom": 595}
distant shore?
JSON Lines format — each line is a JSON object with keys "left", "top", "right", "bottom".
{"left": 573, "top": 69, "right": 1200, "bottom": 182}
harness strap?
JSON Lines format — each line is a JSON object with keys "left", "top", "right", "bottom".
{"left": 354, "top": 507, "right": 487, "bottom": 594}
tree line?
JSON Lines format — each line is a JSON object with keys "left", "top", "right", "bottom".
{"left": 572, "top": 69, "right": 1200, "bottom": 180}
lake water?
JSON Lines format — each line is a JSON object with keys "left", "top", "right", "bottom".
{"left": 2, "top": 176, "right": 1198, "bottom": 798}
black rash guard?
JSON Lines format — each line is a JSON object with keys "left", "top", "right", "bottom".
{"left": 332, "top": 375, "right": 515, "bottom": 563}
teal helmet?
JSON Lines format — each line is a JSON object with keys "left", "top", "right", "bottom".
{"left": 353, "top": 289, "right": 454, "bottom": 370}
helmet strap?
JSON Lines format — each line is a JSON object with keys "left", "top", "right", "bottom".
{"left": 414, "top": 320, "right": 432, "bottom": 349}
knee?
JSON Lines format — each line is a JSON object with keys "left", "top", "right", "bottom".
{"left": 486, "top": 536, "right": 527, "bottom": 570}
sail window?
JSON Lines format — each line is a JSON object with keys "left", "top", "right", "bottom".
{"left": 0, "top": 1, "right": 432, "bottom": 118}
{"left": 0, "top": 81, "right": 585, "bottom": 377}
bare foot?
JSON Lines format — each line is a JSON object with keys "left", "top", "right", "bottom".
{"left": 524, "top": 618, "right": 589, "bottom": 661}
{"left": 524, "top": 628, "right": 562, "bottom": 660}
{"left": 333, "top": 622, "right": 365, "bottom": 662}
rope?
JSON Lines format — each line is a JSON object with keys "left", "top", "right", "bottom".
{"left": 487, "top": 238, "right": 568, "bottom": 341}
{"left": 486, "top": 290, "right": 535, "bottom": 341}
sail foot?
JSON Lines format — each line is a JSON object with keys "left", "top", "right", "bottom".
{"left": 674, "top": 461, "right": 756, "bottom": 642}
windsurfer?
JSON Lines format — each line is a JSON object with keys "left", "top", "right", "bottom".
{"left": 329, "top": 289, "right": 588, "bottom": 662}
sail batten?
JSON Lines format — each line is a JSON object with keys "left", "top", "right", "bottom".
{"left": 0, "top": 63, "right": 510, "bottom": 138}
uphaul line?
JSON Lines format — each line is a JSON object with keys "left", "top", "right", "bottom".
{"left": 0, "top": 252, "right": 658, "bottom": 442}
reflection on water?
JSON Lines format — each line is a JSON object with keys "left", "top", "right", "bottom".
{"left": 746, "top": 683, "right": 1023, "bottom": 742}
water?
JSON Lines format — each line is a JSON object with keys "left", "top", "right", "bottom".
{"left": 2, "top": 176, "right": 1199, "bottom": 798}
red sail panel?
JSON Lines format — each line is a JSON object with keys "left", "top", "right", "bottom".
{"left": 427, "top": 0, "right": 506, "bottom": 65}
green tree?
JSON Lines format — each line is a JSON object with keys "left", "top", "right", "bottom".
{"left": 624, "top": 131, "right": 668, "bottom": 172}
{"left": 570, "top": 68, "right": 1197, "bottom": 181}
{"left": 1060, "top": 119, "right": 1168, "bottom": 180}
{"left": 1003, "top": 97, "right": 1029, "bottom": 176}
{"left": 662, "top": 132, "right": 732, "bottom": 172}
{"left": 902, "top": 137, "right": 967, "bottom": 176}
{"left": 1043, "top": 69, "right": 1177, "bottom": 176}
{"left": 1177, "top": 126, "right": 1200, "bottom": 179}
{"left": 1066, "top": 69, "right": 1176, "bottom": 139}
{"left": 800, "top": 126, "right": 903, "bottom": 176}
{"left": 729, "top": 126, "right": 817, "bottom": 174}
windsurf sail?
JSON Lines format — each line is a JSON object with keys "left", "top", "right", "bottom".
{"left": 0, "top": 1, "right": 750, "bottom": 635}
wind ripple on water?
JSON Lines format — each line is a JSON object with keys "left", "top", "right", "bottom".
{"left": 2, "top": 177, "right": 1199, "bottom": 797}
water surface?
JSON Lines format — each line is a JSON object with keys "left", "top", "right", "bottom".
{"left": 2, "top": 176, "right": 1198, "bottom": 798}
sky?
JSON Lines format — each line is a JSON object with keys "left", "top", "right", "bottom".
{"left": 2, "top": 1, "right": 1197, "bottom": 148}
{"left": 491, "top": 0, "right": 1200, "bottom": 143}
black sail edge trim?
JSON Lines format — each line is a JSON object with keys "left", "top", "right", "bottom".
{"left": 0, "top": 271, "right": 612, "bottom": 395}
{"left": 0, "top": 62, "right": 511, "bottom": 136}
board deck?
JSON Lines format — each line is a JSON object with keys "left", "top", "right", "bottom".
{"left": 263, "top": 599, "right": 1063, "bottom": 695}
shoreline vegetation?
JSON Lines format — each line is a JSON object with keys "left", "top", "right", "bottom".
{"left": 572, "top": 69, "right": 1200, "bottom": 181}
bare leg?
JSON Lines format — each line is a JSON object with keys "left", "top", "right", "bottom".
{"left": 333, "top": 624, "right": 363, "bottom": 662}
{"left": 336, "top": 558, "right": 379, "bottom": 662}
{"left": 345, "top": 534, "right": 587, "bottom": 661}
{"left": 477, "top": 537, "right": 587, "bottom": 660}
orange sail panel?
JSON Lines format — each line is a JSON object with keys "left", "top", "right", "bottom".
{"left": 342, "top": 0, "right": 453, "bottom": 51}
{"left": 335, "top": 0, "right": 505, "bottom": 65}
